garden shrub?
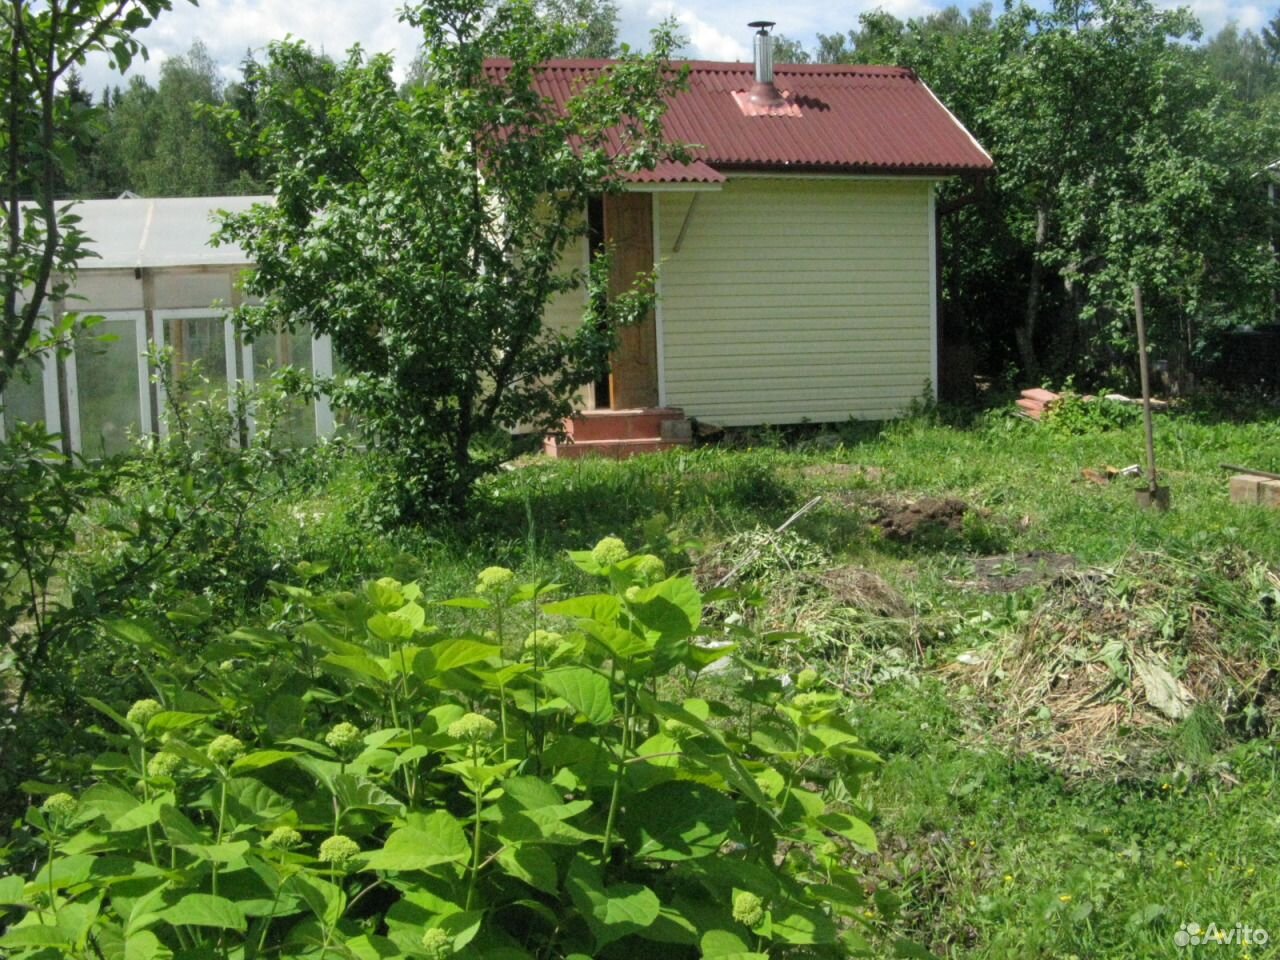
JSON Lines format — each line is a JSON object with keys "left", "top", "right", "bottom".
{"left": 0, "top": 541, "right": 883, "bottom": 958}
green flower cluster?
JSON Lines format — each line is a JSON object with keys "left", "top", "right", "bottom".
{"left": 127, "top": 698, "right": 163, "bottom": 728}
{"left": 147, "top": 751, "right": 182, "bottom": 778}
{"left": 318, "top": 834, "right": 360, "bottom": 864}
{"left": 41, "top": 792, "right": 77, "bottom": 820}
{"left": 475, "top": 565, "right": 514, "bottom": 594}
{"left": 591, "top": 536, "right": 628, "bottom": 567}
{"left": 420, "top": 928, "right": 452, "bottom": 959}
{"left": 207, "top": 734, "right": 245, "bottom": 765}
{"left": 524, "top": 629, "right": 561, "bottom": 653}
{"left": 635, "top": 554, "right": 666, "bottom": 583}
{"left": 447, "top": 712, "right": 497, "bottom": 742}
{"left": 732, "top": 890, "right": 765, "bottom": 928}
{"left": 324, "top": 722, "right": 363, "bottom": 752}
{"left": 264, "top": 826, "right": 303, "bottom": 850}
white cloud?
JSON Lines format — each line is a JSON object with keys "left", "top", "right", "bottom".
{"left": 78, "top": 0, "right": 421, "bottom": 95}
{"left": 643, "top": 1, "right": 749, "bottom": 60}
{"left": 73, "top": 0, "right": 1279, "bottom": 99}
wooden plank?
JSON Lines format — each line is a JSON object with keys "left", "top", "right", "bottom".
{"left": 607, "top": 193, "right": 658, "bottom": 409}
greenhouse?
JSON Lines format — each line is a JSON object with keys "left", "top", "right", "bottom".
{"left": 0, "top": 195, "right": 335, "bottom": 456}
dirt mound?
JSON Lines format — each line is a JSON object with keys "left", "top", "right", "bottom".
{"left": 872, "top": 497, "right": 972, "bottom": 544}
{"left": 944, "top": 551, "right": 1280, "bottom": 774}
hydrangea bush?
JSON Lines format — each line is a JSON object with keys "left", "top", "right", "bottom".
{"left": 0, "top": 539, "right": 883, "bottom": 958}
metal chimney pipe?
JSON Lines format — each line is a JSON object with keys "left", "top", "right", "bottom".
{"left": 752, "top": 21, "right": 775, "bottom": 84}
{"left": 747, "top": 20, "right": 784, "bottom": 107}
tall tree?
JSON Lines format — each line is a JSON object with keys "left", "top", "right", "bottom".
{"left": 403, "top": 0, "right": 619, "bottom": 90}
{"left": 854, "top": 0, "right": 1278, "bottom": 382}
{"left": 217, "top": 0, "right": 688, "bottom": 518}
{"left": 0, "top": 0, "right": 190, "bottom": 397}
{"left": 1203, "top": 22, "right": 1275, "bottom": 103}
{"left": 537, "top": 0, "right": 618, "bottom": 57}
{"left": 104, "top": 40, "right": 240, "bottom": 196}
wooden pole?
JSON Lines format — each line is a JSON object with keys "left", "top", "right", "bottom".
{"left": 1133, "top": 284, "right": 1167, "bottom": 509}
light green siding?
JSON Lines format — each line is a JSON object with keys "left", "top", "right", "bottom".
{"left": 543, "top": 231, "right": 588, "bottom": 335}
{"left": 656, "top": 177, "right": 935, "bottom": 425}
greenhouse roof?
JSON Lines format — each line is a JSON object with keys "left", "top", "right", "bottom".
{"left": 60, "top": 195, "right": 271, "bottom": 270}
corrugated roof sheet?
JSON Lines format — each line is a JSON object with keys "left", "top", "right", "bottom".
{"left": 56, "top": 195, "right": 268, "bottom": 269}
{"left": 486, "top": 59, "right": 993, "bottom": 179}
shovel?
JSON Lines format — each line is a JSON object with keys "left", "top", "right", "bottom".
{"left": 1132, "top": 284, "right": 1170, "bottom": 511}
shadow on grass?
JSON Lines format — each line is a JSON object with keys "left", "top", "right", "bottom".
{"left": 451, "top": 449, "right": 802, "bottom": 562}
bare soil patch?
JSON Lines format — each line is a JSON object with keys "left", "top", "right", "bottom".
{"left": 871, "top": 496, "right": 973, "bottom": 544}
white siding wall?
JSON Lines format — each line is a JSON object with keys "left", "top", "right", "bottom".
{"left": 543, "top": 231, "right": 588, "bottom": 334}
{"left": 656, "top": 177, "right": 936, "bottom": 425}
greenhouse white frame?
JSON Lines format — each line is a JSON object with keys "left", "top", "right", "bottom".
{"left": 0, "top": 196, "right": 336, "bottom": 454}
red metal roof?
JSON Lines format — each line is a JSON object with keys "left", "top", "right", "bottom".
{"left": 485, "top": 59, "right": 993, "bottom": 180}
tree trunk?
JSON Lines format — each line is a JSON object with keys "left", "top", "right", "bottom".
{"left": 1015, "top": 202, "right": 1049, "bottom": 380}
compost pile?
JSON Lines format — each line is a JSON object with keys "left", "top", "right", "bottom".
{"left": 948, "top": 550, "right": 1280, "bottom": 773}
{"left": 696, "top": 526, "right": 915, "bottom": 680}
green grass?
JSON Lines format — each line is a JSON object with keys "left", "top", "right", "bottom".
{"left": 202, "top": 401, "right": 1280, "bottom": 957}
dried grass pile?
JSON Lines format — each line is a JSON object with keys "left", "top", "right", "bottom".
{"left": 946, "top": 550, "right": 1280, "bottom": 773}
{"left": 696, "top": 526, "right": 916, "bottom": 681}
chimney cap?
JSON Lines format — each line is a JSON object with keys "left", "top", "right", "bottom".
{"left": 748, "top": 20, "right": 776, "bottom": 32}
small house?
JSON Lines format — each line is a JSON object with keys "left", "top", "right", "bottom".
{"left": 518, "top": 24, "right": 993, "bottom": 455}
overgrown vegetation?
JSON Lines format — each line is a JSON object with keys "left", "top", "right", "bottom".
{"left": 1, "top": 543, "right": 883, "bottom": 959}
{"left": 6, "top": 397, "right": 1280, "bottom": 956}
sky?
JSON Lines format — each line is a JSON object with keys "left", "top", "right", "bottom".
{"left": 77, "top": 0, "right": 1274, "bottom": 95}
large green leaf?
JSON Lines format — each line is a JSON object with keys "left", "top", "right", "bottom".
{"left": 112, "top": 799, "right": 164, "bottom": 832}
{"left": 700, "top": 929, "right": 768, "bottom": 959}
{"left": 103, "top": 619, "right": 172, "bottom": 657}
{"left": 288, "top": 874, "right": 347, "bottom": 929}
{"left": 0, "top": 875, "right": 24, "bottom": 904}
{"left": 541, "top": 667, "right": 614, "bottom": 724}
{"left": 230, "top": 749, "right": 298, "bottom": 773}
{"left": 145, "top": 711, "right": 210, "bottom": 734}
{"left": 82, "top": 783, "right": 142, "bottom": 824}
{"left": 155, "top": 893, "right": 247, "bottom": 932}
{"left": 767, "top": 906, "right": 837, "bottom": 945}
{"left": 321, "top": 653, "right": 388, "bottom": 685}
{"left": 415, "top": 637, "right": 501, "bottom": 676}
{"left": 496, "top": 845, "right": 559, "bottom": 894}
{"left": 124, "top": 930, "right": 172, "bottom": 960}
{"left": 565, "top": 855, "right": 660, "bottom": 949}
{"left": 581, "top": 619, "right": 653, "bottom": 660}
{"left": 629, "top": 577, "right": 702, "bottom": 641}
{"left": 0, "top": 922, "right": 74, "bottom": 949}
{"left": 623, "top": 781, "right": 734, "bottom": 861}
{"left": 177, "top": 840, "right": 251, "bottom": 864}
{"left": 367, "top": 612, "right": 414, "bottom": 642}
{"left": 540, "top": 594, "right": 619, "bottom": 622}
{"left": 359, "top": 812, "right": 469, "bottom": 872}
{"left": 814, "top": 811, "right": 877, "bottom": 852}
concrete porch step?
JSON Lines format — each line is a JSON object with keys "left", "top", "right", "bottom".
{"left": 544, "top": 406, "right": 692, "bottom": 459}
{"left": 561, "top": 407, "right": 688, "bottom": 442}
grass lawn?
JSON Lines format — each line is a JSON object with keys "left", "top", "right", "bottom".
{"left": 262, "top": 399, "right": 1280, "bottom": 959}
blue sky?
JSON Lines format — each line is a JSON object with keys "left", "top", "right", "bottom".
{"left": 78, "top": 0, "right": 1274, "bottom": 95}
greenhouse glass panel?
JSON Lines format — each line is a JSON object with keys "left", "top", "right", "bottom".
{"left": 75, "top": 314, "right": 144, "bottom": 458}
{"left": 162, "top": 315, "right": 229, "bottom": 404}
{"left": 252, "top": 326, "right": 315, "bottom": 446}
{"left": 1, "top": 358, "right": 50, "bottom": 433}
